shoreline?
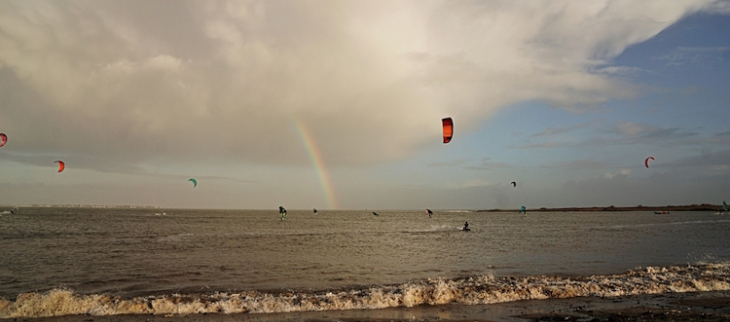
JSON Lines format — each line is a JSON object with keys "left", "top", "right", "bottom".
{"left": 4, "top": 291, "right": 730, "bottom": 322}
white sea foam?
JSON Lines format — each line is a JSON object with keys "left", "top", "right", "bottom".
{"left": 2, "top": 263, "right": 729, "bottom": 318}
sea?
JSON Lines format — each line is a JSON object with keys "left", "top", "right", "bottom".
{"left": 1, "top": 207, "right": 729, "bottom": 318}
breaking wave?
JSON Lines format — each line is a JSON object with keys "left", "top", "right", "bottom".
{"left": 1, "top": 263, "right": 729, "bottom": 318}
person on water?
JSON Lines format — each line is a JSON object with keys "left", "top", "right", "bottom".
{"left": 463, "top": 221, "right": 469, "bottom": 231}
{"left": 279, "top": 206, "right": 287, "bottom": 220}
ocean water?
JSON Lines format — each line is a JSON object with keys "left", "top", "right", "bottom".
{"left": 1, "top": 207, "right": 729, "bottom": 318}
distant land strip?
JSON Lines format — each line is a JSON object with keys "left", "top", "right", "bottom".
{"left": 0, "top": 204, "right": 160, "bottom": 208}
{"left": 478, "top": 204, "right": 725, "bottom": 212}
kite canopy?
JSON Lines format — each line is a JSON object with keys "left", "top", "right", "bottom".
{"left": 511, "top": 181, "right": 517, "bottom": 187}
{"left": 442, "top": 118, "right": 453, "bottom": 144}
{"left": 0, "top": 133, "right": 6, "bottom": 147}
{"left": 55, "top": 160, "right": 65, "bottom": 173}
{"left": 644, "top": 156, "right": 655, "bottom": 168}
{"left": 188, "top": 178, "right": 197, "bottom": 188}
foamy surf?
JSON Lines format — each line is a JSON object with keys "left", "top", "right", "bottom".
{"left": 1, "top": 263, "right": 729, "bottom": 318}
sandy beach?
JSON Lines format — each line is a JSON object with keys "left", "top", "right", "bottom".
{"left": 4, "top": 290, "right": 729, "bottom": 322}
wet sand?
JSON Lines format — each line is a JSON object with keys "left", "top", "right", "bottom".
{"left": 4, "top": 291, "right": 730, "bottom": 322}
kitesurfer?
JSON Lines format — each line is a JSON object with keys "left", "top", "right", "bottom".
{"left": 372, "top": 212, "right": 379, "bottom": 217}
{"left": 463, "top": 221, "right": 469, "bottom": 231}
{"left": 279, "top": 206, "right": 287, "bottom": 220}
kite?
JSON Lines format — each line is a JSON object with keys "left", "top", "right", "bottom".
{"left": 55, "top": 160, "right": 65, "bottom": 173}
{"left": 511, "top": 181, "right": 517, "bottom": 187}
{"left": 644, "top": 156, "right": 655, "bottom": 168}
{"left": 188, "top": 178, "right": 197, "bottom": 188}
{"left": 0, "top": 133, "right": 6, "bottom": 147}
{"left": 442, "top": 118, "right": 453, "bottom": 144}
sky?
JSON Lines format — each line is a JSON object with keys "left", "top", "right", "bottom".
{"left": 1, "top": 0, "right": 729, "bottom": 210}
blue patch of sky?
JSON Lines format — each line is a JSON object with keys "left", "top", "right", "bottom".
{"left": 608, "top": 13, "right": 730, "bottom": 131}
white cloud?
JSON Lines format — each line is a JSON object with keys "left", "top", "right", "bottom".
{"left": 445, "top": 179, "right": 491, "bottom": 189}
{"left": 0, "top": 0, "right": 724, "bottom": 172}
{"left": 603, "top": 169, "right": 631, "bottom": 179}
{"left": 615, "top": 122, "right": 652, "bottom": 137}
{"left": 656, "top": 46, "right": 730, "bottom": 65}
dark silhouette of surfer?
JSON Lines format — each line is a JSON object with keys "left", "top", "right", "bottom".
{"left": 462, "top": 221, "right": 470, "bottom": 231}
{"left": 279, "top": 206, "right": 287, "bottom": 220}
{"left": 372, "top": 212, "right": 379, "bottom": 217}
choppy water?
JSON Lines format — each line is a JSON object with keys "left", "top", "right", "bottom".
{"left": 1, "top": 207, "right": 729, "bottom": 318}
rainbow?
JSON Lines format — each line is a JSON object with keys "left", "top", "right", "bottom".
{"left": 293, "top": 117, "right": 337, "bottom": 210}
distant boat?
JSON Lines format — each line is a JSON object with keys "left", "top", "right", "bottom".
{"left": 654, "top": 211, "right": 669, "bottom": 214}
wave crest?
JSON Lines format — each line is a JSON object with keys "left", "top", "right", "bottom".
{"left": 2, "top": 263, "right": 729, "bottom": 318}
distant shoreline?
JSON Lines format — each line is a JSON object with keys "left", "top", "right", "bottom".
{"left": 0, "top": 204, "right": 725, "bottom": 212}
{"left": 0, "top": 204, "right": 160, "bottom": 209}
{"left": 478, "top": 204, "right": 724, "bottom": 212}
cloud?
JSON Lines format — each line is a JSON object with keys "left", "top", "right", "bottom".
{"left": 655, "top": 46, "right": 730, "bottom": 66}
{"left": 592, "top": 65, "right": 652, "bottom": 76}
{"left": 430, "top": 157, "right": 510, "bottom": 170}
{"left": 445, "top": 179, "right": 491, "bottom": 189}
{"left": 614, "top": 122, "right": 652, "bottom": 137}
{"left": 655, "top": 149, "right": 730, "bottom": 171}
{"left": 465, "top": 160, "right": 511, "bottom": 171}
{"left": 517, "top": 120, "right": 702, "bottom": 149}
{"left": 428, "top": 159, "right": 467, "bottom": 167}
{"left": 516, "top": 142, "right": 564, "bottom": 149}
{"left": 603, "top": 169, "right": 631, "bottom": 179}
{"left": 609, "top": 121, "right": 698, "bottom": 143}
{"left": 0, "top": 0, "right": 723, "bottom": 172}
{"left": 543, "top": 159, "right": 610, "bottom": 169}
{"left": 530, "top": 122, "right": 589, "bottom": 137}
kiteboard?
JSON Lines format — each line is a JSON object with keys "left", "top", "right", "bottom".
{"left": 462, "top": 228, "right": 471, "bottom": 232}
